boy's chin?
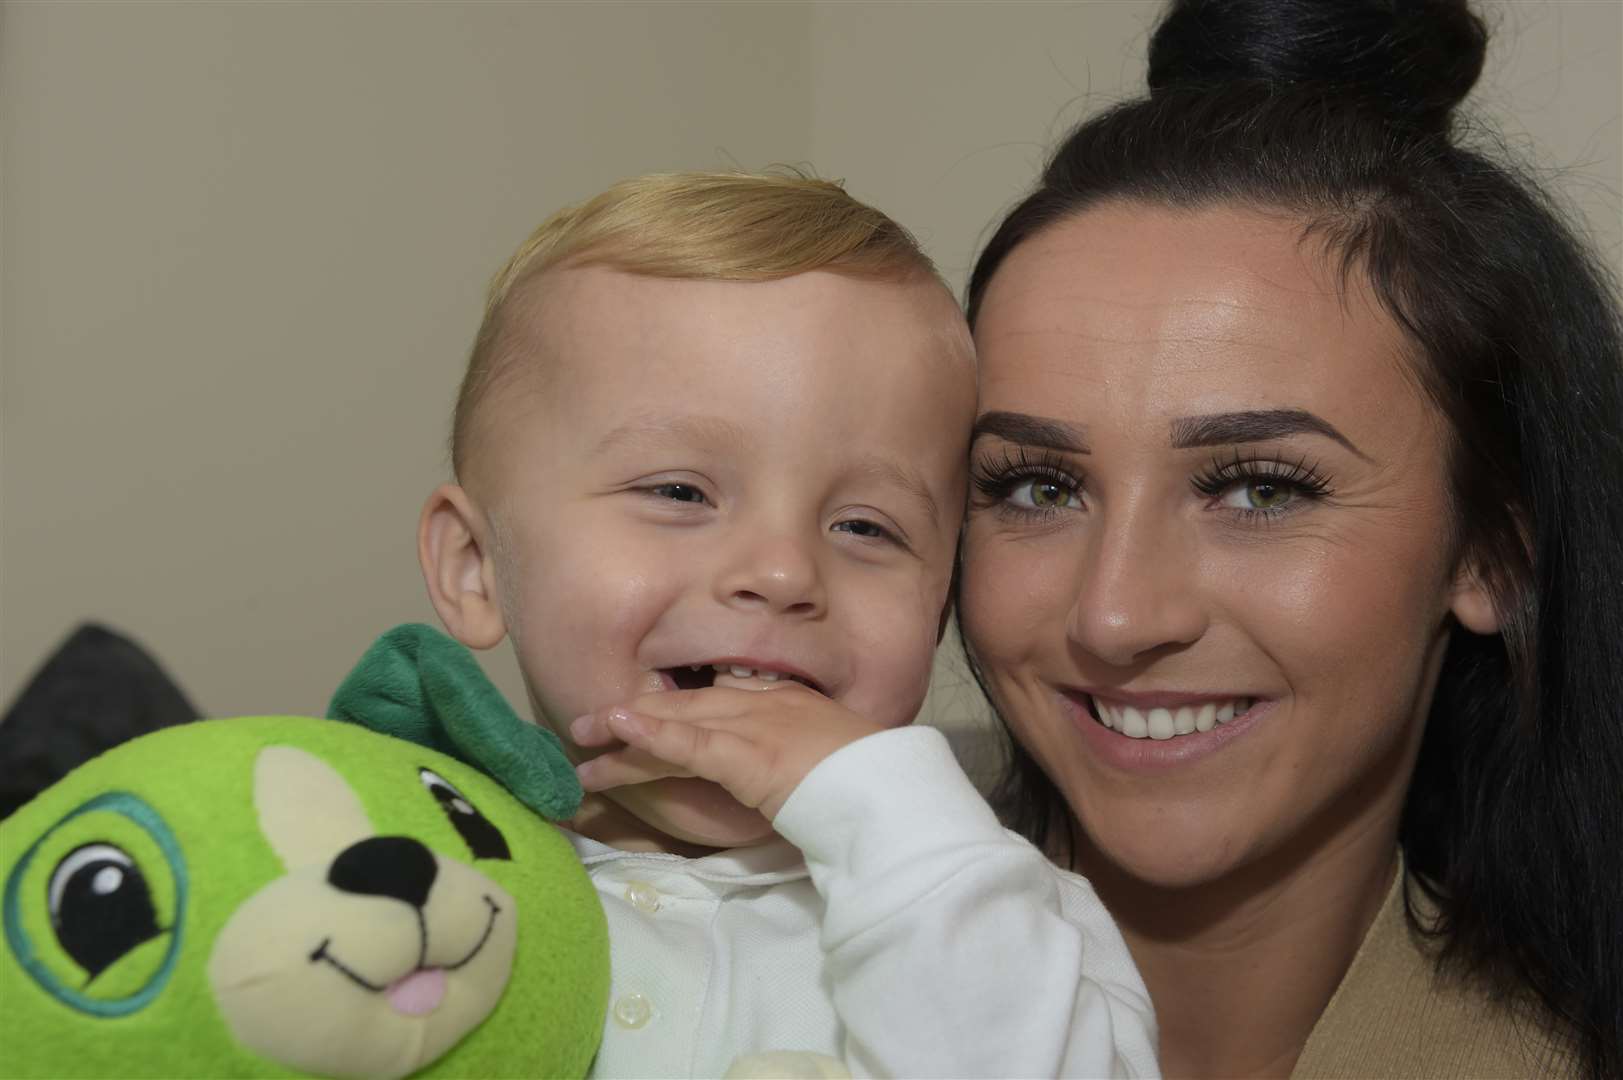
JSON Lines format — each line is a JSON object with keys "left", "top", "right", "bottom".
{"left": 610, "top": 777, "right": 777, "bottom": 852}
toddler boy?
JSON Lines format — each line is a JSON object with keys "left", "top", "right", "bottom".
{"left": 418, "top": 172, "right": 1156, "bottom": 1077}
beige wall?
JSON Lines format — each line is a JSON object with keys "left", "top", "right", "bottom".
{"left": 3, "top": 2, "right": 1618, "bottom": 738}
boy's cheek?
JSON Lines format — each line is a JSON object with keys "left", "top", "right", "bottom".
{"left": 837, "top": 571, "right": 947, "bottom": 714}
{"left": 840, "top": 616, "right": 943, "bottom": 728}
{"left": 514, "top": 670, "right": 582, "bottom": 753}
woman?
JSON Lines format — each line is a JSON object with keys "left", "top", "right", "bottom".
{"left": 957, "top": 0, "right": 1623, "bottom": 1076}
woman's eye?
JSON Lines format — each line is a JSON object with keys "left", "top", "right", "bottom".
{"left": 650, "top": 483, "right": 706, "bottom": 504}
{"left": 1194, "top": 453, "right": 1330, "bottom": 518}
{"left": 1011, "top": 478, "right": 1076, "bottom": 510}
{"left": 1219, "top": 479, "right": 1296, "bottom": 513}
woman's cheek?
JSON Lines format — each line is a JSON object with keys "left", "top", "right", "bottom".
{"left": 1218, "top": 531, "right": 1444, "bottom": 674}
{"left": 959, "top": 543, "right": 1048, "bottom": 678}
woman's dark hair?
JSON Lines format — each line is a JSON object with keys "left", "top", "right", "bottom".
{"left": 963, "top": 2, "right": 1623, "bottom": 1076}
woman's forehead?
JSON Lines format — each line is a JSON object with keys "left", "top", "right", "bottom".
{"left": 980, "top": 203, "right": 1357, "bottom": 336}
{"left": 972, "top": 202, "right": 1424, "bottom": 435}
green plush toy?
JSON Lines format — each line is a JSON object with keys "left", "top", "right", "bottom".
{"left": 0, "top": 625, "right": 609, "bottom": 1078}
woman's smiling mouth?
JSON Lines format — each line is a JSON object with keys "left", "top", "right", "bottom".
{"left": 1057, "top": 690, "right": 1275, "bottom": 771}
{"left": 1087, "top": 695, "right": 1258, "bottom": 739}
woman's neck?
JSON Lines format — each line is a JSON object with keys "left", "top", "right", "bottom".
{"left": 1084, "top": 819, "right": 1400, "bottom": 1079}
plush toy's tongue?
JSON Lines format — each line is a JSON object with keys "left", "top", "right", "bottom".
{"left": 327, "top": 623, "right": 581, "bottom": 821}
{"left": 388, "top": 968, "right": 448, "bottom": 1017}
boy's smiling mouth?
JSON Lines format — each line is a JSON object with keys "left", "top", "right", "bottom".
{"left": 660, "top": 662, "right": 826, "bottom": 696}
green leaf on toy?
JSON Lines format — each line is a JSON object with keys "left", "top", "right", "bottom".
{"left": 328, "top": 624, "right": 582, "bottom": 821}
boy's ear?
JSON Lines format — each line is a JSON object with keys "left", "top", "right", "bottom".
{"left": 419, "top": 484, "right": 507, "bottom": 650}
{"left": 1449, "top": 551, "right": 1501, "bottom": 635}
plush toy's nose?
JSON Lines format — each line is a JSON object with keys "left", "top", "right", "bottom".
{"left": 327, "top": 835, "right": 439, "bottom": 909}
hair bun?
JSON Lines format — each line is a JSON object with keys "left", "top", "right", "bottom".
{"left": 1146, "top": 0, "right": 1487, "bottom": 132}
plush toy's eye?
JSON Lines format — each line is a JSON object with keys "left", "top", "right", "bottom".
{"left": 47, "top": 843, "right": 162, "bottom": 981}
{"left": 419, "top": 768, "right": 510, "bottom": 861}
{"left": 4, "top": 793, "right": 183, "bottom": 1017}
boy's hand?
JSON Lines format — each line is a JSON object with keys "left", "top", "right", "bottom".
{"left": 570, "top": 686, "right": 883, "bottom": 820}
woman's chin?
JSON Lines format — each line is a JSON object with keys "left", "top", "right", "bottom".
{"left": 1075, "top": 804, "right": 1262, "bottom": 893}
{"left": 610, "top": 777, "right": 777, "bottom": 851}
{"left": 1092, "top": 845, "right": 1239, "bottom": 892}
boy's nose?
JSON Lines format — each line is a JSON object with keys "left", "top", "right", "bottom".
{"left": 716, "top": 534, "right": 827, "bottom": 617}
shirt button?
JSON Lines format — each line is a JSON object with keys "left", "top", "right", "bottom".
{"left": 624, "top": 879, "right": 661, "bottom": 914}
{"left": 612, "top": 992, "right": 653, "bottom": 1029}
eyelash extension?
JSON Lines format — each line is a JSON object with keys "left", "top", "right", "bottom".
{"left": 969, "top": 446, "right": 1082, "bottom": 511}
{"left": 1189, "top": 449, "right": 1333, "bottom": 506}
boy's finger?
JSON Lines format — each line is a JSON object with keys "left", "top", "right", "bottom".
{"left": 576, "top": 700, "right": 780, "bottom": 744}
{"left": 604, "top": 709, "right": 771, "bottom": 805}
{"left": 624, "top": 682, "right": 817, "bottom": 721}
{"left": 571, "top": 700, "right": 743, "bottom": 746}
{"left": 575, "top": 747, "right": 695, "bottom": 790}
{"left": 570, "top": 711, "right": 625, "bottom": 746}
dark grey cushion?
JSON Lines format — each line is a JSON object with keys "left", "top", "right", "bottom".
{"left": 0, "top": 624, "right": 199, "bottom": 819}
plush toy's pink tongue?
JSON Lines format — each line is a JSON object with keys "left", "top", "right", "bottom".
{"left": 387, "top": 968, "right": 447, "bottom": 1016}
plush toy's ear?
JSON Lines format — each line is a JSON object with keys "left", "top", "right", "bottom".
{"left": 328, "top": 624, "right": 581, "bottom": 821}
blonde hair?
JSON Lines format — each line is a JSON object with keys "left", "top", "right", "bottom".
{"left": 451, "top": 170, "right": 943, "bottom": 477}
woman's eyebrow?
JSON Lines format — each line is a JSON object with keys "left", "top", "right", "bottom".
{"left": 1169, "top": 409, "right": 1371, "bottom": 461}
{"left": 972, "top": 411, "right": 1090, "bottom": 453}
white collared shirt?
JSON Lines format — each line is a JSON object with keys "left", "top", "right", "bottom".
{"left": 568, "top": 726, "right": 1158, "bottom": 1078}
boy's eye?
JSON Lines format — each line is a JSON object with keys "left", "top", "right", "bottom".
{"left": 834, "top": 519, "right": 887, "bottom": 539}
{"left": 651, "top": 483, "right": 707, "bottom": 504}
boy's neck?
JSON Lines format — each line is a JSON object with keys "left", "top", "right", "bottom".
{"left": 566, "top": 790, "right": 727, "bottom": 859}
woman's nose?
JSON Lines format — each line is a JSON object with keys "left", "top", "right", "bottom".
{"left": 715, "top": 529, "right": 827, "bottom": 617}
{"left": 1065, "top": 506, "right": 1207, "bottom": 666}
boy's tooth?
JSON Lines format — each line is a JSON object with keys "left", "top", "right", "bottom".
{"left": 758, "top": 671, "right": 781, "bottom": 682}
{"left": 730, "top": 665, "right": 753, "bottom": 678}
{"left": 1196, "top": 703, "right": 1217, "bottom": 732}
{"left": 1217, "top": 701, "right": 1235, "bottom": 724}
{"left": 1148, "top": 708, "right": 1174, "bottom": 740}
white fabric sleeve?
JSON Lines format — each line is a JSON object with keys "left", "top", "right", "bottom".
{"left": 773, "top": 726, "right": 1159, "bottom": 1079}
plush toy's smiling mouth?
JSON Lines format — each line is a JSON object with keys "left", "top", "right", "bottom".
{"left": 308, "top": 895, "right": 501, "bottom": 1015}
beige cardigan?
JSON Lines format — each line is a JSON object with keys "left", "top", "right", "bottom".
{"left": 1292, "top": 864, "right": 1575, "bottom": 1078}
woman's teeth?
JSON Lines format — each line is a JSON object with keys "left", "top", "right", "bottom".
{"left": 1090, "top": 698, "right": 1253, "bottom": 740}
